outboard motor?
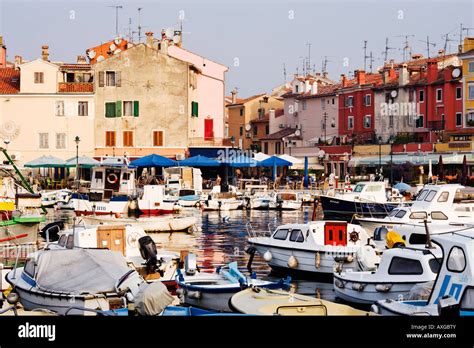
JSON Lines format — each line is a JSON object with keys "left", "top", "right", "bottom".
{"left": 39, "top": 221, "right": 64, "bottom": 242}
{"left": 138, "top": 236, "right": 160, "bottom": 275}
{"left": 184, "top": 253, "right": 197, "bottom": 275}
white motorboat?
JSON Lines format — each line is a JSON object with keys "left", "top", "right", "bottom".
{"left": 41, "top": 189, "right": 72, "bottom": 208}
{"left": 334, "top": 246, "right": 442, "bottom": 305}
{"left": 5, "top": 248, "right": 174, "bottom": 315}
{"left": 371, "top": 230, "right": 474, "bottom": 316}
{"left": 356, "top": 184, "right": 474, "bottom": 237}
{"left": 176, "top": 189, "right": 201, "bottom": 207}
{"left": 274, "top": 192, "right": 302, "bottom": 210}
{"left": 320, "top": 181, "right": 405, "bottom": 220}
{"left": 81, "top": 215, "right": 197, "bottom": 233}
{"left": 202, "top": 186, "right": 242, "bottom": 211}
{"left": 247, "top": 220, "right": 376, "bottom": 275}
{"left": 176, "top": 259, "right": 291, "bottom": 312}
{"left": 138, "top": 185, "right": 182, "bottom": 215}
{"left": 230, "top": 287, "right": 374, "bottom": 316}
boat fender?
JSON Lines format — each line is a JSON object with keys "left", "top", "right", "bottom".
{"left": 187, "top": 291, "right": 201, "bottom": 299}
{"left": 334, "top": 278, "right": 345, "bottom": 289}
{"left": 370, "top": 304, "right": 381, "bottom": 315}
{"left": 288, "top": 255, "right": 298, "bottom": 269}
{"left": 375, "top": 284, "right": 392, "bottom": 292}
{"left": 345, "top": 255, "right": 354, "bottom": 263}
{"left": 263, "top": 250, "right": 273, "bottom": 262}
{"left": 315, "top": 252, "right": 321, "bottom": 269}
{"left": 351, "top": 283, "right": 365, "bottom": 292}
{"left": 176, "top": 288, "right": 184, "bottom": 297}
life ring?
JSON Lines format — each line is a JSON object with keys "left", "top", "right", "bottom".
{"left": 107, "top": 173, "right": 119, "bottom": 184}
{"left": 349, "top": 230, "right": 359, "bottom": 243}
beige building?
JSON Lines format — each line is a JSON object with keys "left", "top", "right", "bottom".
{"left": 93, "top": 42, "right": 189, "bottom": 159}
{"left": 0, "top": 45, "right": 95, "bottom": 166}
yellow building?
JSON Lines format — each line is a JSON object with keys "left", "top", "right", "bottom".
{"left": 460, "top": 37, "right": 474, "bottom": 125}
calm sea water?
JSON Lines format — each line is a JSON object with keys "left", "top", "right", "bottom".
{"left": 46, "top": 206, "right": 336, "bottom": 301}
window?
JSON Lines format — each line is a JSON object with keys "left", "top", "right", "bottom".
{"left": 436, "top": 88, "right": 443, "bottom": 102}
{"left": 153, "top": 131, "right": 164, "bottom": 147}
{"left": 395, "top": 210, "right": 407, "bottom": 218}
{"left": 122, "top": 172, "right": 131, "bottom": 181}
{"left": 264, "top": 142, "right": 268, "bottom": 153}
{"left": 105, "top": 102, "right": 116, "bottom": 117}
{"left": 123, "top": 131, "right": 133, "bottom": 147}
{"left": 348, "top": 116, "right": 354, "bottom": 130}
{"left": 191, "top": 101, "right": 199, "bottom": 117}
{"left": 302, "top": 100, "right": 307, "bottom": 111}
{"left": 56, "top": 133, "right": 66, "bottom": 149}
{"left": 456, "top": 87, "right": 462, "bottom": 100}
{"left": 34, "top": 72, "right": 44, "bottom": 84}
{"left": 409, "top": 211, "right": 427, "bottom": 219}
{"left": 416, "top": 189, "right": 428, "bottom": 201}
{"left": 253, "top": 126, "right": 257, "bottom": 136}
{"left": 354, "top": 184, "right": 365, "bottom": 193}
{"left": 289, "top": 229, "right": 304, "bottom": 242}
{"left": 364, "top": 94, "right": 371, "bottom": 106}
{"left": 24, "top": 259, "right": 36, "bottom": 277}
{"left": 460, "top": 287, "right": 474, "bottom": 310}
{"left": 419, "top": 90, "right": 424, "bottom": 102}
{"left": 105, "top": 131, "right": 116, "bottom": 147}
{"left": 447, "top": 246, "right": 466, "bottom": 272}
{"left": 332, "top": 98, "right": 335, "bottom": 105}
{"left": 295, "top": 85, "right": 299, "bottom": 93}
{"left": 275, "top": 142, "right": 281, "bottom": 154}
{"left": 265, "top": 125, "right": 269, "bottom": 135}
{"left": 469, "top": 62, "right": 474, "bottom": 73}
{"left": 105, "top": 71, "right": 121, "bottom": 86}
{"left": 123, "top": 101, "right": 133, "bottom": 116}
{"left": 239, "top": 126, "right": 243, "bottom": 136}
{"left": 39, "top": 133, "right": 49, "bottom": 149}
{"left": 388, "top": 257, "right": 424, "bottom": 275}
{"left": 345, "top": 96, "right": 354, "bottom": 107}
{"left": 240, "top": 108, "right": 244, "bottom": 116}
{"left": 469, "top": 83, "right": 474, "bottom": 100}
{"left": 95, "top": 172, "right": 103, "bottom": 180}
{"left": 408, "top": 89, "right": 414, "bottom": 102}
{"left": 438, "top": 191, "right": 449, "bottom": 202}
{"left": 78, "top": 101, "right": 88, "bottom": 116}
{"left": 431, "top": 211, "right": 448, "bottom": 220}
{"left": 363, "top": 115, "right": 371, "bottom": 128}
{"left": 273, "top": 229, "right": 289, "bottom": 240}
{"left": 58, "top": 235, "right": 67, "bottom": 247}
{"left": 416, "top": 115, "right": 424, "bottom": 128}
{"left": 66, "top": 235, "right": 74, "bottom": 249}
{"left": 467, "top": 112, "right": 474, "bottom": 126}
{"left": 55, "top": 101, "right": 65, "bottom": 116}
{"left": 424, "top": 190, "right": 437, "bottom": 202}
{"left": 456, "top": 112, "right": 463, "bottom": 127}
{"left": 429, "top": 259, "right": 442, "bottom": 274}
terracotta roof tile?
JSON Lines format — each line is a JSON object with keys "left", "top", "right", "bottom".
{"left": 261, "top": 127, "right": 296, "bottom": 140}
{"left": 0, "top": 68, "right": 20, "bottom": 94}
{"left": 58, "top": 82, "right": 94, "bottom": 93}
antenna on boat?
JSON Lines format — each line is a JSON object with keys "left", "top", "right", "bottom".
{"left": 423, "top": 219, "right": 434, "bottom": 249}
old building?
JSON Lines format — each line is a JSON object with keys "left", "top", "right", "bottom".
{"left": 0, "top": 44, "right": 95, "bottom": 165}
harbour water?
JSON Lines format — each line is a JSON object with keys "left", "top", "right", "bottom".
{"left": 47, "top": 206, "right": 336, "bottom": 301}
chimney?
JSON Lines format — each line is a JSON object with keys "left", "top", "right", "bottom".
{"left": 231, "top": 88, "right": 237, "bottom": 104}
{"left": 269, "top": 108, "right": 275, "bottom": 119}
{"left": 427, "top": 59, "right": 438, "bottom": 83}
{"left": 438, "top": 48, "right": 445, "bottom": 56}
{"left": 76, "top": 55, "right": 87, "bottom": 64}
{"left": 340, "top": 74, "right": 347, "bottom": 88}
{"left": 311, "top": 82, "right": 318, "bottom": 95}
{"left": 0, "top": 36, "right": 6, "bottom": 68}
{"left": 41, "top": 45, "right": 49, "bottom": 61}
{"left": 389, "top": 67, "right": 396, "bottom": 80}
{"left": 322, "top": 72, "right": 328, "bottom": 79}
{"left": 304, "top": 79, "right": 311, "bottom": 93}
{"left": 145, "top": 32, "right": 154, "bottom": 47}
{"left": 411, "top": 53, "right": 423, "bottom": 60}
{"left": 356, "top": 70, "right": 366, "bottom": 85}
{"left": 14, "top": 55, "right": 23, "bottom": 68}
{"left": 399, "top": 64, "right": 409, "bottom": 86}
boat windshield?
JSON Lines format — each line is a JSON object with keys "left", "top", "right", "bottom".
{"left": 179, "top": 190, "right": 195, "bottom": 197}
{"left": 416, "top": 189, "right": 428, "bottom": 201}
{"left": 429, "top": 258, "right": 442, "bottom": 274}
{"left": 388, "top": 209, "right": 407, "bottom": 218}
{"left": 353, "top": 184, "right": 365, "bottom": 193}
{"left": 454, "top": 187, "right": 474, "bottom": 203}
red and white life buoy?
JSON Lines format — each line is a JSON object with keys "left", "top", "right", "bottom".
{"left": 107, "top": 173, "right": 119, "bottom": 184}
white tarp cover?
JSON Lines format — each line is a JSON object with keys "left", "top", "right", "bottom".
{"left": 135, "top": 281, "right": 174, "bottom": 316}
{"left": 35, "top": 249, "right": 132, "bottom": 295}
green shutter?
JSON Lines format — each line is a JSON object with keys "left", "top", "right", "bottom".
{"left": 191, "top": 101, "right": 199, "bottom": 117}
{"left": 105, "top": 102, "right": 116, "bottom": 117}
{"left": 133, "top": 100, "right": 139, "bottom": 117}
{"left": 116, "top": 100, "right": 122, "bottom": 117}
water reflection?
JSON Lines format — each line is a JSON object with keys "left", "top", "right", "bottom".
{"left": 46, "top": 206, "right": 335, "bottom": 299}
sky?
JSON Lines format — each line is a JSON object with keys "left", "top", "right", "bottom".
{"left": 0, "top": 0, "right": 473, "bottom": 97}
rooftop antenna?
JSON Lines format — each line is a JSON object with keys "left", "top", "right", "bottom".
{"left": 126, "top": 17, "right": 133, "bottom": 42}
{"left": 137, "top": 7, "right": 143, "bottom": 43}
{"left": 306, "top": 43, "right": 312, "bottom": 75}
{"left": 107, "top": 5, "right": 123, "bottom": 38}
{"left": 382, "top": 37, "right": 396, "bottom": 63}
{"left": 459, "top": 23, "right": 474, "bottom": 50}
{"left": 442, "top": 32, "right": 456, "bottom": 54}
{"left": 368, "top": 51, "right": 375, "bottom": 73}
{"left": 419, "top": 36, "right": 436, "bottom": 58}
{"left": 363, "top": 40, "right": 369, "bottom": 71}
{"left": 397, "top": 34, "right": 415, "bottom": 61}
{"left": 283, "top": 63, "right": 287, "bottom": 83}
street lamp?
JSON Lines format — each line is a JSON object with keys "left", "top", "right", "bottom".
{"left": 389, "top": 136, "right": 394, "bottom": 184}
{"left": 74, "top": 136, "right": 80, "bottom": 190}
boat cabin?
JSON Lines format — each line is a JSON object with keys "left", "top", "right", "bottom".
{"left": 163, "top": 167, "right": 202, "bottom": 191}
{"left": 90, "top": 157, "right": 136, "bottom": 200}
{"left": 277, "top": 192, "right": 298, "bottom": 201}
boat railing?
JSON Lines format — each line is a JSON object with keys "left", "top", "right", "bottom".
{"left": 64, "top": 306, "right": 119, "bottom": 316}
{"left": 246, "top": 222, "right": 273, "bottom": 239}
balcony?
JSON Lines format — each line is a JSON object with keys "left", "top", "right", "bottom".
{"left": 189, "top": 137, "right": 226, "bottom": 147}
{"left": 58, "top": 82, "right": 94, "bottom": 93}
{"left": 427, "top": 120, "right": 445, "bottom": 131}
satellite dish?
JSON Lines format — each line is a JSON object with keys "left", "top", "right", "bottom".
{"left": 114, "top": 37, "right": 122, "bottom": 45}
{"left": 97, "top": 55, "right": 105, "bottom": 62}
{"left": 295, "top": 129, "right": 301, "bottom": 137}
{"left": 110, "top": 43, "right": 116, "bottom": 51}
{"left": 87, "top": 50, "right": 96, "bottom": 59}
{"left": 244, "top": 124, "right": 251, "bottom": 131}
{"left": 173, "top": 35, "right": 181, "bottom": 44}
{"left": 390, "top": 90, "right": 398, "bottom": 98}
{"left": 114, "top": 49, "right": 121, "bottom": 55}
{"left": 165, "top": 28, "right": 174, "bottom": 38}
{"left": 452, "top": 67, "right": 461, "bottom": 79}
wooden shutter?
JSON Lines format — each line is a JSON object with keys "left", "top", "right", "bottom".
{"left": 123, "top": 131, "right": 133, "bottom": 147}
{"left": 115, "top": 71, "right": 121, "bottom": 87}
{"left": 105, "top": 102, "right": 116, "bottom": 117}
{"left": 153, "top": 131, "right": 163, "bottom": 146}
{"left": 133, "top": 101, "right": 139, "bottom": 117}
{"left": 191, "top": 101, "right": 198, "bottom": 117}
{"left": 106, "top": 131, "right": 116, "bottom": 147}
{"left": 116, "top": 101, "right": 122, "bottom": 117}
{"left": 99, "top": 71, "right": 105, "bottom": 87}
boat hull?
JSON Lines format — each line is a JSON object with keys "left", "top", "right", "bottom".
{"left": 72, "top": 198, "right": 129, "bottom": 216}
{"left": 320, "top": 195, "right": 398, "bottom": 221}
{"left": 0, "top": 222, "right": 39, "bottom": 245}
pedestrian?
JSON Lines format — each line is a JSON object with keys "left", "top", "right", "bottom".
{"left": 216, "top": 174, "right": 222, "bottom": 186}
